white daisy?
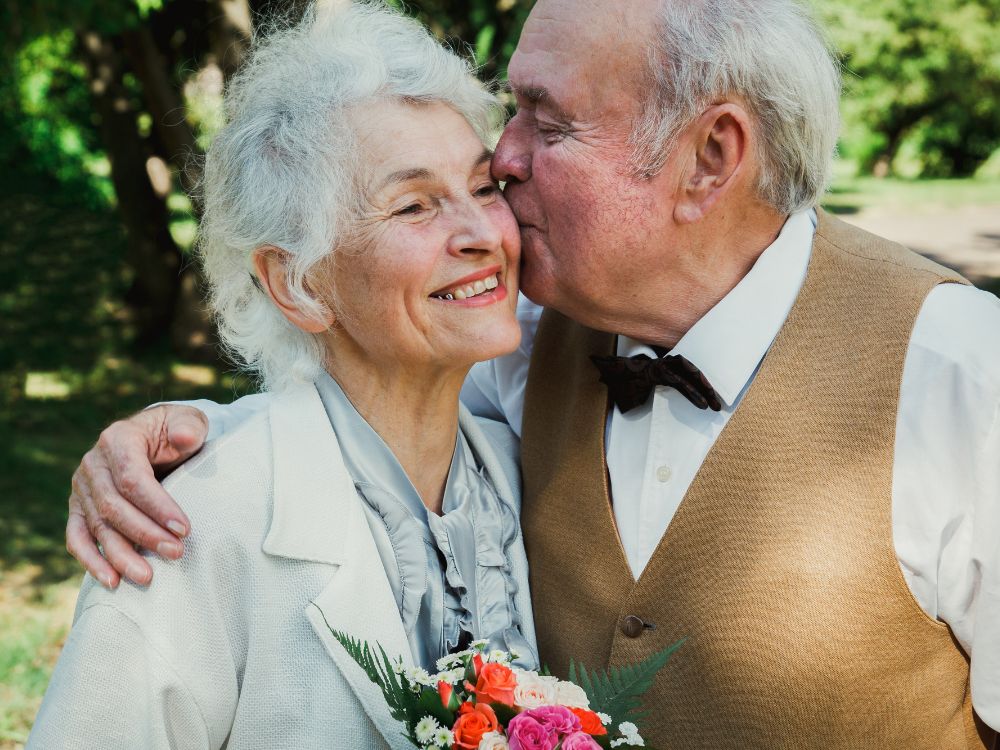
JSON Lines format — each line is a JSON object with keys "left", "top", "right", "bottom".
{"left": 432, "top": 727, "right": 454, "bottom": 747}
{"left": 414, "top": 716, "right": 439, "bottom": 745}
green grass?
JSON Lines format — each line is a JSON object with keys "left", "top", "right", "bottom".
{"left": 0, "top": 358, "right": 254, "bottom": 747}
{"left": 0, "top": 166, "right": 255, "bottom": 746}
{"left": 0, "top": 572, "right": 79, "bottom": 749}
{"left": 824, "top": 161, "right": 1000, "bottom": 214}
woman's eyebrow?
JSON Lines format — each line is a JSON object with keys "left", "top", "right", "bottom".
{"left": 473, "top": 149, "right": 493, "bottom": 170}
{"left": 377, "top": 167, "right": 433, "bottom": 191}
{"left": 377, "top": 150, "right": 493, "bottom": 191}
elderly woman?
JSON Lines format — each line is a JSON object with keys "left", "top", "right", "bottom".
{"left": 28, "top": 4, "right": 536, "bottom": 749}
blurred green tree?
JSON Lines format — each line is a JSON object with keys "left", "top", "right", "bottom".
{"left": 1, "top": 0, "right": 531, "bottom": 369}
{"left": 388, "top": 0, "right": 532, "bottom": 81}
{"left": 1, "top": 0, "right": 255, "bottom": 359}
{"left": 821, "top": 0, "right": 1000, "bottom": 177}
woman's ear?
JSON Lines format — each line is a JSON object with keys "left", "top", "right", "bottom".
{"left": 673, "top": 102, "right": 751, "bottom": 225}
{"left": 252, "top": 247, "right": 335, "bottom": 334}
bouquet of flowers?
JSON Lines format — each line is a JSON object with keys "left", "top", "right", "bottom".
{"left": 331, "top": 632, "right": 683, "bottom": 750}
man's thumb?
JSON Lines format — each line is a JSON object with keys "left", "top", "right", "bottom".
{"left": 158, "top": 406, "right": 209, "bottom": 464}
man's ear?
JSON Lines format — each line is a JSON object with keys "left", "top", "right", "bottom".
{"left": 251, "top": 246, "right": 335, "bottom": 334}
{"left": 673, "top": 103, "right": 751, "bottom": 225}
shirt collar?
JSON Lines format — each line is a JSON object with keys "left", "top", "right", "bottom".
{"left": 618, "top": 209, "right": 817, "bottom": 408}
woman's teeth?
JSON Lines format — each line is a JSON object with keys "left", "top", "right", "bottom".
{"left": 435, "top": 273, "right": 499, "bottom": 301}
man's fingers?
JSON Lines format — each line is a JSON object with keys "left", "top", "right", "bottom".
{"left": 100, "top": 417, "right": 192, "bottom": 538}
{"left": 150, "top": 405, "right": 209, "bottom": 472}
{"left": 164, "top": 406, "right": 209, "bottom": 458}
{"left": 88, "top": 518, "right": 153, "bottom": 586}
{"left": 66, "top": 511, "right": 120, "bottom": 590}
{"left": 91, "top": 475, "right": 185, "bottom": 559}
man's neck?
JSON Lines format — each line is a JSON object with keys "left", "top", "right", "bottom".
{"left": 612, "top": 210, "right": 788, "bottom": 348}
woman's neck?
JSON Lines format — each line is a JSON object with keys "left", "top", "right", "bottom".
{"left": 324, "top": 355, "right": 467, "bottom": 515}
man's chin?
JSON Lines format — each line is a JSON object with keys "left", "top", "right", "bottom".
{"left": 518, "top": 265, "right": 557, "bottom": 309}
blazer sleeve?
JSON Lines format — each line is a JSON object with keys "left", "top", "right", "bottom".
{"left": 27, "top": 602, "right": 212, "bottom": 750}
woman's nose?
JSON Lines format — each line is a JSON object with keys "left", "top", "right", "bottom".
{"left": 491, "top": 115, "right": 532, "bottom": 184}
{"left": 448, "top": 199, "right": 504, "bottom": 257}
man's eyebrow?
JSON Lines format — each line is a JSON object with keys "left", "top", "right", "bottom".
{"left": 508, "top": 83, "right": 573, "bottom": 121}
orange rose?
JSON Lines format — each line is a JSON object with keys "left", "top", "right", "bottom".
{"left": 452, "top": 703, "right": 499, "bottom": 749}
{"left": 475, "top": 663, "right": 517, "bottom": 706}
{"left": 569, "top": 708, "right": 608, "bottom": 736}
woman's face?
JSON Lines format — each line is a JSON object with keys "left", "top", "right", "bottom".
{"left": 320, "top": 100, "right": 521, "bottom": 374}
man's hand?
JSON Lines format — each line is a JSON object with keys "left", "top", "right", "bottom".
{"left": 67, "top": 405, "right": 209, "bottom": 589}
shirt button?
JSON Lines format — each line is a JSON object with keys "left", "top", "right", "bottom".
{"left": 656, "top": 465, "right": 672, "bottom": 483}
{"left": 621, "top": 615, "right": 645, "bottom": 639}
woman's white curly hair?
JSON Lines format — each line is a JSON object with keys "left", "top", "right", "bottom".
{"left": 198, "top": 1, "right": 501, "bottom": 391}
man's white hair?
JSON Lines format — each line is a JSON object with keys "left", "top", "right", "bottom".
{"left": 631, "top": 0, "right": 842, "bottom": 214}
{"left": 198, "top": 1, "right": 500, "bottom": 391}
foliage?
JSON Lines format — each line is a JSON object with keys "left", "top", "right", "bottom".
{"left": 9, "top": 32, "right": 111, "bottom": 200}
{"left": 329, "top": 629, "right": 418, "bottom": 741}
{"left": 387, "top": 0, "right": 533, "bottom": 81}
{"left": 568, "top": 639, "right": 686, "bottom": 731}
{"left": 331, "top": 628, "right": 681, "bottom": 749}
{"left": 820, "top": 0, "right": 1000, "bottom": 177}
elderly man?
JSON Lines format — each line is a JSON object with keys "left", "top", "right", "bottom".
{"left": 65, "top": 0, "right": 999, "bottom": 747}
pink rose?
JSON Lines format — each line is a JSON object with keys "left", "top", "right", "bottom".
{"left": 524, "top": 705, "right": 581, "bottom": 736}
{"left": 506, "top": 714, "right": 557, "bottom": 750}
{"left": 560, "top": 732, "right": 603, "bottom": 750}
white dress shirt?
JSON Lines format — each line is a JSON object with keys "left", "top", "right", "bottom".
{"left": 191, "top": 210, "right": 1000, "bottom": 729}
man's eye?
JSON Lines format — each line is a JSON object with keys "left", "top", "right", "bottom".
{"left": 538, "top": 125, "right": 567, "bottom": 144}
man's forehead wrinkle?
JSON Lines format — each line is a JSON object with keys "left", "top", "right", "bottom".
{"left": 523, "top": 0, "right": 633, "bottom": 46}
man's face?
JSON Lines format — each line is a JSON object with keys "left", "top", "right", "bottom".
{"left": 493, "top": 0, "right": 676, "bottom": 328}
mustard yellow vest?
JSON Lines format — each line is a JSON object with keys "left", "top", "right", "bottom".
{"left": 520, "top": 211, "right": 995, "bottom": 749}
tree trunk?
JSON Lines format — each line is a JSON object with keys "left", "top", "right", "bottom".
{"left": 121, "top": 19, "right": 229, "bottom": 362}
{"left": 121, "top": 25, "right": 203, "bottom": 206}
{"left": 78, "top": 30, "right": 181, "bottom": 349}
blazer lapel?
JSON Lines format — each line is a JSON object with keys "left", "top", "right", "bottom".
{"left": 263, "top": 383, "right": 413, "bottom": 750}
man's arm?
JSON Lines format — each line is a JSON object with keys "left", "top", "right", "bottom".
{"left": 66, "top": 394, "right": 269, "bottom": 588}
{"left": 65, "top": 296, "right": 542, "bottom": 589}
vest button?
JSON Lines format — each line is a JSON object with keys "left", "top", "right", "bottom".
{"left": 621, "top": 615, "right": 646, "bottom": 638}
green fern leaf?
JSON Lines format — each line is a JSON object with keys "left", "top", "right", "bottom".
{"left": 576, "top": 638, "right": 685, "bottom": 728}
{"left": 329, "top": 630, "right": 415, "bottom": 724}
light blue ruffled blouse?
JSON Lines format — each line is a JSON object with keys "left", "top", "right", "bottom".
{"left": 315, "top": 373, "right": 532, "bottom": 671}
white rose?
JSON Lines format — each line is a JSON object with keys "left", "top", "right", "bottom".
{"left": 512, "top": 670, "right": 559, "bottom": 709}
{"left": 554, "top": 680, "right": 591, "bottom": 709}
{"left": 478, "top": 731, "right": 510, "bottom": 750}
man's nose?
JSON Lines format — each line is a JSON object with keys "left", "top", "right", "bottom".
{"left": 492, "top": 116, "right": 532, "bottom": 184}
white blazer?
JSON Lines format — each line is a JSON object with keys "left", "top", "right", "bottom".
{"left": 28, "top": 383, "right": 537, "bottom": 750}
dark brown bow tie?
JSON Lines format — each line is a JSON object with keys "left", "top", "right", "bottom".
{"left": 590, "top": 352, "right": 723, "bottom": 413}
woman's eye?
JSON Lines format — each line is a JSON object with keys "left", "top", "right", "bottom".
{"left": 474, "top": 184, "right": 498, "bottom": 199}
{"left": 394, "top": 203, "right": 424, "bottom": 216}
